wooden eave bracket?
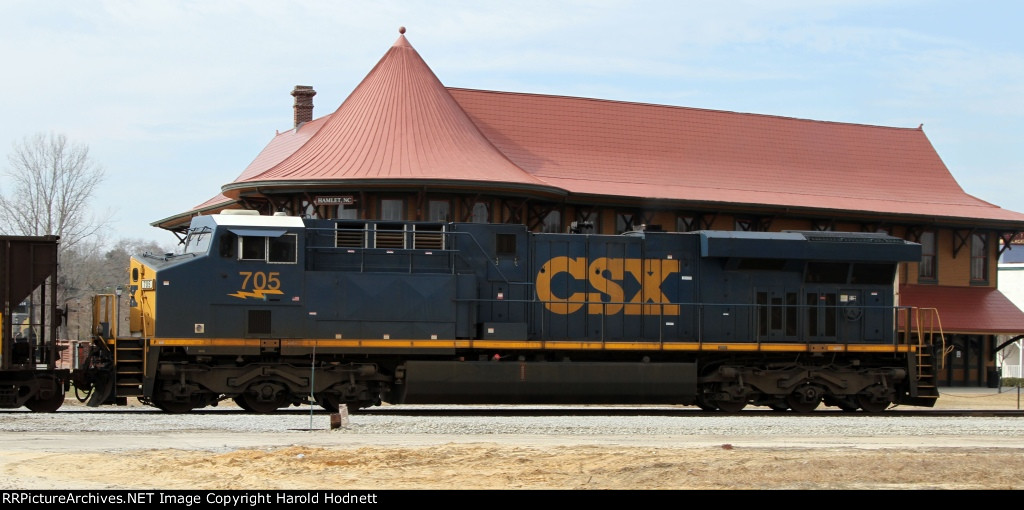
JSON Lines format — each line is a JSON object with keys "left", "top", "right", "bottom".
{"left": 526, "top": 202, "right": 555, "bottom": 231}
{"left": 667, "top": 212, "right": 719, "bottom": 231}
{"left": 811, "top": 219, "right": 835, "bottom": 232}
{"left": 952, "top": 228, "right": 975, "bottom": 258}
{"left": 904, "top": 225, "right": 924, "bottom": 243}
{"left": 735, "top": 215, "right": 774, "bottom": 232}
{"left": 997, "top": 231, "right": 1021, "bottom": 257}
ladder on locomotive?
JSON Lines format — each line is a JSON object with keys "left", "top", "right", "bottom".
{"left": 92, "top": 294, "right": 144, "bottom": 400}
{"left": 900, "top": 306, "right": 946, "bottom": 404}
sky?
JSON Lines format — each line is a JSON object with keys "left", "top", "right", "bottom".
{"left": 1, "top": 0, "right": 1022, "bottom": 246}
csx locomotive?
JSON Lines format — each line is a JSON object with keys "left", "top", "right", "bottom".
{"left": 73, "top": 212, "right": 942, "bottom": 413}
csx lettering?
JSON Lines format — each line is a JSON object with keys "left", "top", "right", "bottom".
{"left": 535, "top": 257, "right": 680, "bottom": 315}
{"left": 229, "top": 271, "right": 284, "bottom": 299}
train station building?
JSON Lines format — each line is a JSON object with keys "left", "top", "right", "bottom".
{"left": 154, "top": 28, "right": 1024, "bottom": 387}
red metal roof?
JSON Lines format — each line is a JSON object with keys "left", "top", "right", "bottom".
{"left": 232, "top": 115, "right": 329, "bottom": 183}
{"left": 452, "top": 90, "right": 1024, "bottom": 222}
{"left": 900, "top": 284, "right": 1024, "bottom": 334}
{"left": 223, "top": 32, "right": 554, "bottom": 198}
{"left": 208, "top": 30, "right": 1024, "bottom": 225}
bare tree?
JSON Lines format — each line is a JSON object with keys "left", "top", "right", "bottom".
{"left": 0, "top": 132, "right": 109, "bottom": 250}
{"left": 59, "top": 237, "right": 173, "bottom": 341}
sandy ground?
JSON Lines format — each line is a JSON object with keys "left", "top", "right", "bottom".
{"left": 2, "top": 389, "right": 1024, "bottom": 491}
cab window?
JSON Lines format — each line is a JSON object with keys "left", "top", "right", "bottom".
{"left": 238, "top": 233, "right": 298, "bottom": 264}
{"left": 183, "top": 227, "right": 213, "bottom": 254}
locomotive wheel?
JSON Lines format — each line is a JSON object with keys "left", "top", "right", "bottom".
{"left": 705, "top": 382, "right": 747, "bottom": 413}
{"left": 346, "top": 400, "right": 377, "bottom": 413}
{"left": 237, "top": 394, "right": 285, "bottom": 414}
{"left": 232, "top": 395, "right": 255, "bottom": 412}
{"left": 713, "top": 398, "right": 746, "bottom": 413}
{"left": 827, "top": 396, "right": 860, "bottom": 412}
{"left": 24, "top": 389, "right": 66, "bottom": 412}
{"left": 239, "top": 382, "right": 289, "bottom": 414}
{"left": 694, "top": 394, "right": 717, "bottom": 412}
{"left": 786, "top": 386, "right": 823, "bottom": 414}
{"left": 153, "top": 398, "right": 198, "bottom": 414}
{"left": 316, "top": 393, "right": 340, "bottom": 413}
{"left": 857, "top": 394, "right": 890, "bottom": 414}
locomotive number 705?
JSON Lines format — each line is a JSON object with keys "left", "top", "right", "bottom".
{"left": 228, "top": 271, "right": 284, "bottom": 299}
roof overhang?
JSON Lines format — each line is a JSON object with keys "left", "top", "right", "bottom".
{"left": 220, "top": 178, "right": 569, "bottom": 201}
{"left": 899, "top": 284, "right": 1024, "bottom": 335}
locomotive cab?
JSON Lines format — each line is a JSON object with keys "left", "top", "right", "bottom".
{"left": 126, "top": 211, "right": 306, "bottom": 340}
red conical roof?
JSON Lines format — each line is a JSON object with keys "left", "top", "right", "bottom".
{"left": 223, "top": 30, "right": 555, "bottom": 198}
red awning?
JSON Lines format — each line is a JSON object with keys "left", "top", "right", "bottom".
{"left": 899, "top": 284, "right": 1024, "bottom": 335}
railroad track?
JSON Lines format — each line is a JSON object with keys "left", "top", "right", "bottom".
{"left": 5, "top": 405, "right": 1021, "bottom": 417}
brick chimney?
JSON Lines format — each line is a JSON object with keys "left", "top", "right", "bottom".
{"left": 291, "top": 85, "right": 316, "bottom": 127}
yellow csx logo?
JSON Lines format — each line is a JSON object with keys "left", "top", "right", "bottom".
{"left": 535, "top": 257, "right": 681, "bottom": 315}
{"left": 229, "top": 271, "right": 284, "bottom": 299}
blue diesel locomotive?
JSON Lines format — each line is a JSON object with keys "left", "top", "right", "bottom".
{"left": 76, "top": 212, "right": 942, "bottom": 413}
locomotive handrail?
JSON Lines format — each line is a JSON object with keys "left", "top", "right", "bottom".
{"left": 306, "top": 224, "right": 533, "bottom": 293}
{"left": 912, "top": 306, "right": 948, "bottom": 370}
{"left": 91, "top": 294, "right": 117, "bottom": 344}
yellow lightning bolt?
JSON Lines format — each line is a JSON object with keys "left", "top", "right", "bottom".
{"left": 228, "top": 289, "right": 285, "bottom": 300}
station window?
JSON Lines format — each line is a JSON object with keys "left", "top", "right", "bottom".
{"left": 337, "top": 201, "right": 358, "bottom": 219}
{"left": 380, "top": 199, "right": 404, "bottom": 221}
{"left": 971, "top": 233, "right": 989, "bottom": 283}
{"left": 918, "top": 231, "right": 936, "bottom": 281}
{"left": 471, "top": 202, "right": 489, "bottom": 223}
{"left": 541, "top": 210, "right": 561, "bottom": 233}
{"left": 428, "top": 200, "right": 451, "bottom": 222}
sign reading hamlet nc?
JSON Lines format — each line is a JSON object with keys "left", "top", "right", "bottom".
{"left": 314, "top": 196, "right": 355, "bottom": 206}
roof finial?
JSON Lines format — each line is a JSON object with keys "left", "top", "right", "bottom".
{"left": 399, "top": 26, "right": 406, "bottom": 34}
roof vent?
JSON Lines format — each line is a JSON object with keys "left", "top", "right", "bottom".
{"left": 291, "top": 85, "right": 316, "bottom": 128}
